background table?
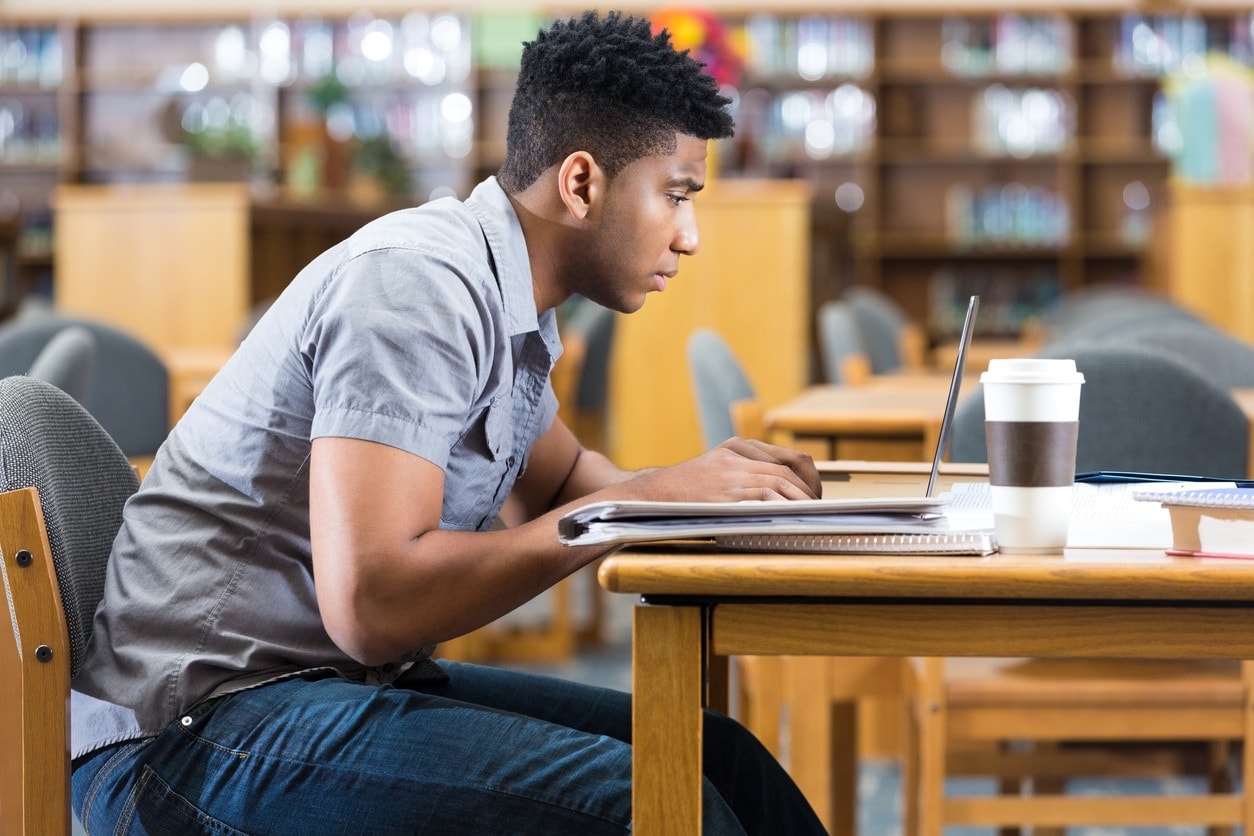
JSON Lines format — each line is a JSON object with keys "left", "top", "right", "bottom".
{"left": 765, "top": 374, "right": 970, "bottom": 462}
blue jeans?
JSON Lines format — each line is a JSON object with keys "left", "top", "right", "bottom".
{"left": 72, "top": 660, "right": 824, "bottom": 834}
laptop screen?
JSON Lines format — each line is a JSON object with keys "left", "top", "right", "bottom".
{"left": 926, "top": 295, "right": 979, "bottom": 498}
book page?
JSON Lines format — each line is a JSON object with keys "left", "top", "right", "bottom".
{"left": 946, "top": 482, "right": 1178, "bottom": 549}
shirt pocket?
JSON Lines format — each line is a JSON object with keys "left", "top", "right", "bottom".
{"left": 441, "top": 395, "right": 516, "bottom": 530}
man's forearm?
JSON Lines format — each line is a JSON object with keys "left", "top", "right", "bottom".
{"left": 553, "top": 447, "right": 645, "bottom": 507}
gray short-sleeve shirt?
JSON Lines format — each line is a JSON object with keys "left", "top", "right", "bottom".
{"left": 71, "top": 177, "right": 561, "bottom": 758}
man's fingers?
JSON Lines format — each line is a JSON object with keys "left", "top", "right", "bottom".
{"left": 718, "top": 439, "right": 820, "bottom": 499}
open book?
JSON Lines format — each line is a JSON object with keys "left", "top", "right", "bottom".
{"left": 558, "top": 496, "right": 996, "bottom": 554}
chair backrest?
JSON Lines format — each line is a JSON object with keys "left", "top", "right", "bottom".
{"left": 0, "top": 314, "right": 169, "bottom": 456}
{"left": 816, "top": 300, "right": 872, "bottom": 385}
{"left": 1040, "top": 284, "right": 1202, "bottom": 344}
{"left": 844, "top": 286, "right": 927, "bottom": 374}
{"left": 950, "top": 343, "right": 1250, "bottom": 478}
{"left": 687, "top": 329, "right": 756, "bottom": 450}
{"left": 27, "top": 325, "right": 97, "bottom": 405}
{"left": 0, "top": 375, "right": 139, "bottom": 835}
{"left": 563, "top": 297, "right": 617, "bottom": 414}
{"left": 1116, "top": 320, "right": 1254, "bottom": 388}
{"left": 0, "top": 201, "right": 20, "bottom": 317}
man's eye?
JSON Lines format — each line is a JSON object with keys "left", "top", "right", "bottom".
{"left": 668, "top": 194, "right": 689, "bottom": 206}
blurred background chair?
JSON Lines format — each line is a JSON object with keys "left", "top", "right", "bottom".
{"left": 911, "top": 656, "right": 1251, "bottom": 835}
{"left": 1107, "top": 319, "right": 1254, "bottom": 388}
{"left": 1037, "top": 284, "right": 1204, "bottom": 347}
{"left": 0, "top": 375, "right": 141, "bottom": 836}
{"left": 26, "top": 324, "right": 96, "bottom": 406}
{"left": 0, "top": 201, "right": 21, "bottom": 321}
{"left": 687, "top": 328, "right": 762, "bottom": 449}
{"left": 0, "top": 314, "right": 170, "bottom": 464}
{"left": 951, "top": 342, "right": 1249, "bottom": 478}
{"left": 554, "top": 296, "right": 616, "bottom": 453}
{"left": 844, "top": 286, "right": 928, "bottom": 375}
{"left": 816, "top": 299, "right": 872, "bottom": 385}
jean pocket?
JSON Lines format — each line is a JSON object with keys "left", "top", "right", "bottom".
{"left": 119, "top": 765, "right": 248, "bottom": 836}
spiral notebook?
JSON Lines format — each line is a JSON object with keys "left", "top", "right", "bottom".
{"left": 715, "top": 528, "right": 995, "bottom": 555}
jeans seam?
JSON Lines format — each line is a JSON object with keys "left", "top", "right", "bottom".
{"left": 174, "top": 723, "right": 251, "bottom": 760}
{"left": 113, "top": 766, "right": 152, "bottom": 836}
{"left": 81, "top": 741, "right": 146, "bottom": 835}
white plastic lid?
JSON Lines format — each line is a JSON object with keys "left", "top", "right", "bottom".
{"left": 980, "top": 358, "right": 1085, "bottom": 385}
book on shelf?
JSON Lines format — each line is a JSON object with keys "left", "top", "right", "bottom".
{"left": 1131, "top": 486, "right": 1254, "bottom": 559}
{"left": 557, "top": 496, "right": 996, "bottom": 555}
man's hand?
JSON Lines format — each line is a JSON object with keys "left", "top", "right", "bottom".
{"left": 618, "top": 437, "right": 820, "bottom": 502}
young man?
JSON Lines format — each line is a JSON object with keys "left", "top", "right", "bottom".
{"left": 71, "top": 12, "right": 825, "bottom": 834}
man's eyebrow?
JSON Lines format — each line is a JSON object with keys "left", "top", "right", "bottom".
{"left": 670, "top": 177, "right": 704, "bottom": 193}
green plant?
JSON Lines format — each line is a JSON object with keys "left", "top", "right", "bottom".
{"left": 307, "top": 73, "right": 349, "bottom": 115}
{"left": 353, "top": 135, "right": 412, "bottom": 196}
{"left": 183, "top": 123, "right": 258, "bottom": 160}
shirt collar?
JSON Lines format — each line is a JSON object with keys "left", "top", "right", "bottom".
{"left": 466, "top": 177, "right": 536, "bottom": 337}
{"left": 466, "top": 176, "right": 562, "bottom": 365}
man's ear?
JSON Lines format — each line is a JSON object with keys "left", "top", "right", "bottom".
{"left": 557, "top": 151, "right": 603, "bottom": 221}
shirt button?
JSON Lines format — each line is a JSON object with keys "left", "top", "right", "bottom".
{"left": 181, "top": 716, "right": 192, "bottom": 726}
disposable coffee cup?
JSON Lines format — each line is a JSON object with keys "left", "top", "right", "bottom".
{"left": 981, "top": 358, "right": 1085, "bottom": 554}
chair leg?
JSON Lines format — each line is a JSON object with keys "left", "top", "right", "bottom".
{"left": 916, "top": 658, "right": 946, "bottom": 836}
{"left": 1206, "top": 740, "right": 1234, "bottom": 836}
{"left": 737, "top": 656, "right": 785, "bottom": 759}
{"left": 787, "top": 658, "right": 842, "bottom": 833}
{"left": 901, "top": 690, "right": 921, "bottom": 836}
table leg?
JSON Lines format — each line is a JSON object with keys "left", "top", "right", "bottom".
{"left": 788, "top": 658, "right": 857, "bottom": 836}
{"left": 633, "top": 604, "right": 705, "bottom": 835}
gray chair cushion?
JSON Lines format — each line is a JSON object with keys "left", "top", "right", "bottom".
{"left": 845, "top": 286, "right": 910, "bottom": 374}
{"left": 817, "top": 299, "right": 866, "bottom": 384}
{"left": 0, "top": 375, "right": 139, "bottom": 675}
{"left": 687, "top": 329, "right": 755, "bottom": 451}
{"left": 0, "top": 315, "right": 168, "bottom": 457}
{"left": 27, "top": 324, "right": 97, "bottom": 405}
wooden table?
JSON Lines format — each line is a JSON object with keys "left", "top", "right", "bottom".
{"left": 598, "top": 538, "right": 1254, "bottom": 834}
{"left": 766, "top": 374, "right": 970, "bottom": 462}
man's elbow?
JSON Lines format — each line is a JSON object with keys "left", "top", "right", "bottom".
{"left": 317, "top": 586, "right": 419, "bottom": 668}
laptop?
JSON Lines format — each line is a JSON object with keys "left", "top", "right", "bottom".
{"left": 925, "top": 294, "right": 979, "bottom": 498}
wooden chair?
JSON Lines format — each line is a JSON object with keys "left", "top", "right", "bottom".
{"left": 910, "top": 656, "right": 1254, "bottom": 834}
{"left": 0, "top": 375, "right": 141, "bottom": 835}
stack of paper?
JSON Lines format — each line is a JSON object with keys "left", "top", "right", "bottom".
{"left": 558, "top": 497, "right": 996, "bottom": 554}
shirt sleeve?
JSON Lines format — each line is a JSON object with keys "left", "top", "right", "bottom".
{"left": 304, "top": 243, "right": 505, "bottom": 470}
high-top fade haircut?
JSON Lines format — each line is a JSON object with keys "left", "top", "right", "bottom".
{"left": 497, "top": 10, "right": 734, "bottom": 194}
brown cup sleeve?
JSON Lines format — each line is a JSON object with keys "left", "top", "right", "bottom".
{"left": 985, "top": 420, "right": 1079, "bottom": 487}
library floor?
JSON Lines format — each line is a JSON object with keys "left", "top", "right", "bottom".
{"left": 501, "top": 593, "right": 1238, "bottom": 836}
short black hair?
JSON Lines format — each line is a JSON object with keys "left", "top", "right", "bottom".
{"left": 497, "top": 10, "right": 734, "bottom": 193}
